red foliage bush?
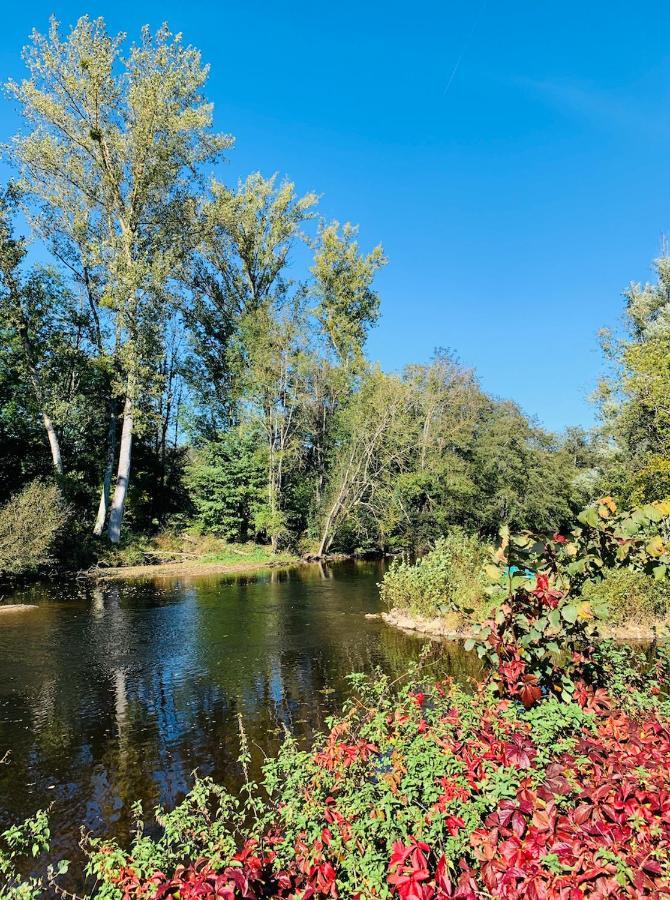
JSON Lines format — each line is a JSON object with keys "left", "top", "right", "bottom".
{"left": 109, "top": 679, "right": 670, "bottom": 899}
{"left": 387, "top": 705, "right": 670, "bottom": 898}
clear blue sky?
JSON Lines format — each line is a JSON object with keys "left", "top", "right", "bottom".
{"left": 1, "top": 1, "right": 669, "bottom": 432}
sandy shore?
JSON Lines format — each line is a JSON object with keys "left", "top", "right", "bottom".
{"left": 0, "top": 604, "right": 38, "bottom": 613}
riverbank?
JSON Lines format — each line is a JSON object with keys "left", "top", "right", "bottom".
{"left": 93, "top": 553, "right": 301, "bottom": 580}
{"left": 382, "top": 606, "right": 666, "bottom": 643}
{"left": 381, "top": 608, "right": 472, "bottom": 639}
{"left": 87, "top": 535, "right": 300, "bottom": 580}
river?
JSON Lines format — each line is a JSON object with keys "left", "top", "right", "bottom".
{"left": 0, "top": 560, "right": 475, "bottom": 884}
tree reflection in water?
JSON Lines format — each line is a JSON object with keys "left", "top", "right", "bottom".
{"left": 0, "top": 561, "right": 479, "bottom": 873}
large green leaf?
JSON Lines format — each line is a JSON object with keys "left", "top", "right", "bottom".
{"left": 560, "top": 603, "right": 578, "bottom": 624}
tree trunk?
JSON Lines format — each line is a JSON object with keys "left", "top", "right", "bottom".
{"left": 317, "top": 493, "right": 342, "bottom": 557}
{"left": 41, "top": 410, "right": 64, "bottom": 476}
{"left": 107, "top": 394, "right": 134, "bottom": 544}
{"left": 317, "top": 529, "right": 332, "bottom": 559}
{"left": 93, "top": 400, "right": 118, "bottom": 537}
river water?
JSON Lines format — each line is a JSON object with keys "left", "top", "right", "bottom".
{"left": 0, "top": 560, "right": 475, "bottom": 883}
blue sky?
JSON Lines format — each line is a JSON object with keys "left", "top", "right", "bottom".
{"left": 2, "top": 1, "right": 669, "bottom": 432}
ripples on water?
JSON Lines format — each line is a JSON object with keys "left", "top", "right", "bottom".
{"left": 0, "top": 560, "right": 477, "bottom": 884}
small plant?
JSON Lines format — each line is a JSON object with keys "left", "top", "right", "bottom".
{"left": 0, "top": 808, "right": 67, "bottom": 899}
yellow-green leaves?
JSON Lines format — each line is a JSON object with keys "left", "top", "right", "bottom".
{"left": 311, "top": 221, "right": 386, "bottom": 366}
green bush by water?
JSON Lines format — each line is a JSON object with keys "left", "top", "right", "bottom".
{"left": 580, "top": 567, "right": 670, "bottom": 626}
{"left": 380, "top": 528, "right": 490, "bottom": 622}
{"left": 0, "top": 481, "right": 68, "bottom": 577}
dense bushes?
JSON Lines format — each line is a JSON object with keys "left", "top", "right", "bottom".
{"left": 380, "top": 529, "right": 489, "bottom": 623}
{"left": 0, "top": 480, "right": 68, "bottom": 576}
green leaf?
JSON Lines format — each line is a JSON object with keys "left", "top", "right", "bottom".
{"left": 653, "top": 564, "right": 668, "bottom": 581}
{"left": 463, "top": 638, "right": 476, "bottom": 652}
{"left": 578, "top": 507, "right": 600, "bottom": 528}
{"left": 548, "top": 609, "right": 561, "bottom": 629}
{"left": 561, "top": 603, "right": 578, "bottom": 624}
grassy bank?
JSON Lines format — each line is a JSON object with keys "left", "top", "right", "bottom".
{"left": 91, "top": 532, "right": 298, "bottom": 579}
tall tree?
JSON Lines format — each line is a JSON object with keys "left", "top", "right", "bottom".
{"left": 8, "top": 16, "right": 231, "bottom": 541}
{"left": 598, "top": 254, "right": 670, "bottom": 502}
{"left": 186, "top": 173, "right": 317, "bottom": 428}
{"left": 311, "top": 221, "right": 385, "bottom": 367}
{"left": 190, "top": 173, "right": 385, "bottom": 551}
{"left": 0, "top": 190, "right": 74, "bottom": 475}
{"left": 316, "top": 370, "right": 413, "bottom": 556}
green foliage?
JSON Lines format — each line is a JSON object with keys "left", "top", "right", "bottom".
{"left": 186, "top": 429, "right": 267, "bottom": 541}
{"left": 83, "top": 778, "right": 244, "bottom": 893}
{"left": 581, "top": 567, "right": 670, "bottom": 626}
{"left": 319, "top": 353, "right": 597, "bottom": 557}
{"left": 469, "top": 567, "right": 606, "bottom": 706}
{"left": 470, "top": 401, "right": 582, "bottom": 535}
{"left": 311, "top": 220, "right": 385, "bottom": 366}
{"left": 0, "top": 808, "right": 67, "bottom": 900}
{"left": 380, "top": 528, "right": 490, "bottom": 623}
{"left": 586, "top": 639, "right": 670, "bottom": 715}
{"left": 0, "top": 481, "right": 68, "bottom": 576}
{"left": 598, "top": 254, "right": 670, "bottom": 503}
{"left": 468, "top": 496, "right": 670, "bottom": 704}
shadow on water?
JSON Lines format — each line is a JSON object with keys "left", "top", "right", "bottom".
{"left": 0, "top": 560, "right": 478, "bottom": 886}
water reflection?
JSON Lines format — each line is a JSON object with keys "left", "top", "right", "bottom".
{"left": 0, "top": 561, "right": 478, "bottom": 879}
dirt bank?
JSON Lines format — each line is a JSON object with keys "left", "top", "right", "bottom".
{"left": 381, "top": 609, "right": 472, "bottom": 640}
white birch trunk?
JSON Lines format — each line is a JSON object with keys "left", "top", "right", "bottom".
{"left": 93, "top": 402, "right": 118, "bottom": 536}
{"left": 107, "top": 394, "right": 134, "bottom": 544}
{"left": 41, "top": 411, "right": 64, "bottom": 476}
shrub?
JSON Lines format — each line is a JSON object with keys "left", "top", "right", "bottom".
{"left": 379, "top": 528, "right": 489, "bottom": 622}
{"left": 467, "top": 497, "right": 670, "bottom": 706}
{"left": 28, "top": 652, "right": 670, "bottom": 898}
{"left": 581, "top": 567, "right": 670, "bottom": 626}
{"left": 0, "top": 480, "right": 68, "bottom": 576}
{"left": 0, "top": 808, "right": 67, "bottom": 900}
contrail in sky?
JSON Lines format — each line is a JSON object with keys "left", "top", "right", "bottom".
{"left": 443, "top": 0, "right": 488, "bottom": 96}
